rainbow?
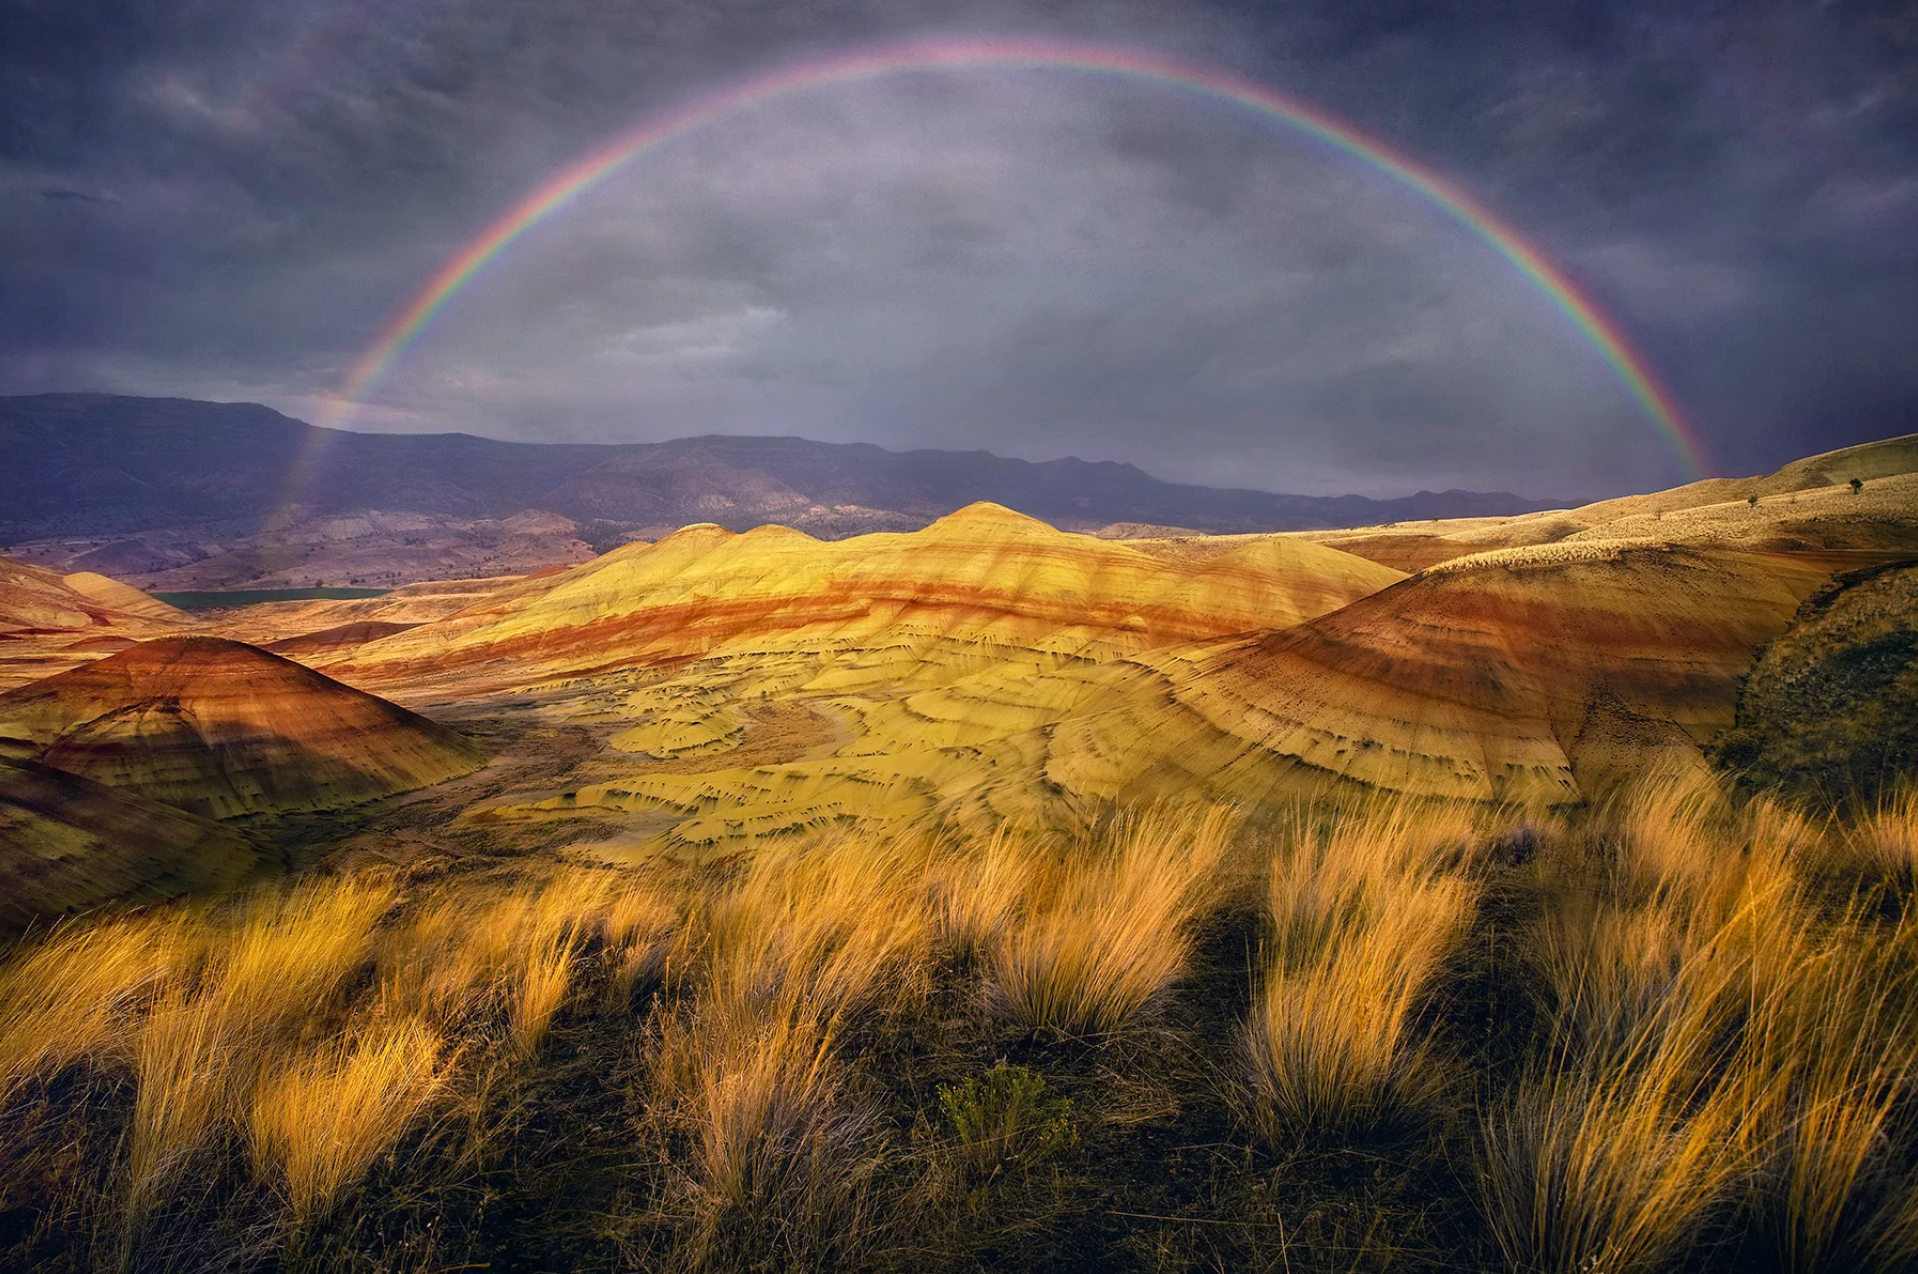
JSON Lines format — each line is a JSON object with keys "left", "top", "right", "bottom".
{"left": 306, "top": 35, "right": 1711, "bottom": 494}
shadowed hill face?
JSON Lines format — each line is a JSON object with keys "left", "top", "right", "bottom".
{"left": 263, "top": 621, "right": 422, "bottom": 656}
{"left": 1714, "top": 560, "right": 1918, "bottom": 804}
{"left": 0, "top": 637, "right": 484, "bottom": 817}
{"left": 0, "top": 757, "right": 260, "bottom": 933}
{"left": 325, "top": 502, "right": 1406, "bottom": 694}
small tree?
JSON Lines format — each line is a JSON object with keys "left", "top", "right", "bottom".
{"left": 1851, "top": 477, "right": 1864, "bottom": 495}
{"left": 1747, "top": 494, "right": 1759, "bottom": 506}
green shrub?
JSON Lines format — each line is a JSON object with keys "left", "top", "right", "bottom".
{"left": 937, "top": 1063, "right": 1076, "bottom": 1178}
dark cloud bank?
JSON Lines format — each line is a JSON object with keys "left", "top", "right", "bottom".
{"left": 2, "top": 0, "right": 1914, "bottom": 500}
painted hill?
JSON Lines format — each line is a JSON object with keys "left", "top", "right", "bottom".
{"left": 0, "top": 757, "right": 261, "bottom": 933}
{"left": 1300, "top": 433, "right": 1918, "bottom": 570}
{"left": 0, "top": 553, "right": 187, "bottom": 689}
{"left": 0, "top": 554, "right": 183, "bottom": 635}
{"left": 323, "top": 502, "right": 1406, "bottom": 695}
{"left": 1036, "top": 542, "right": 1844, "bottom": 809}
{"left": 0, "top": 637, "right": 485, "bottom": 817}
{"left": 194, "top": 575, "right": 519, "bottom": 648}
{"left": 489, "top": 541, "right": 1843, "bottom": 851}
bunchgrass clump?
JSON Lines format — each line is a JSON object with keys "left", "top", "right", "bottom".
{"left": 986, "top": 804, "right": 1233, "bottom": 1037}
{"left": 1241, "top": 797, "right": 1480, "bottom": 1143}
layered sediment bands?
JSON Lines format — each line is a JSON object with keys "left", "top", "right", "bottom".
{"left": 1042, "top": 543, "right": 1844, "bottom": 806}
{"left": 0, "top": 556, "right": 185, "bottom": 634}
{"left": 0, "top": 637, "right": 484, "bottom": 817}
{"left": 0, "top": 757, "right": 260, "bottom": 931}
{"left": 457, "top": 507, "right": 1402, "bottom": 852}
{"left": 327, "top": 503, "right": 1405, "bottom": 694}
{"left": 263, "top": 621, "right": 422, "bottom": 656}
{"left": 195, "top": 575, "right": 521, "bottom": 648}
{"left": 0, "top": 554, "right": 187, "bottom": 688}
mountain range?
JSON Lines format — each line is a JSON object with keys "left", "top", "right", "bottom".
{"left": 0, "top": 393, "right": 1559, "bottom": 547}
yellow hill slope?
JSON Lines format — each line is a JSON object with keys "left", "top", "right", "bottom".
{"left": 0, "top": 555, "right": 188, "bottom": 689}
{"left": 505, "top": 542, "right": 1847, "bottom": 851}
{"left": 1301, "top": 433, "right": 1918, "bottom": 569}
{"left": 326, "top": 502, "right": 1404, "bottom": 696}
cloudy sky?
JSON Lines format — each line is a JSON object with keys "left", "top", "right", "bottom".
{"left": 3, "top": 0, "right": 1914, "bottom": 499}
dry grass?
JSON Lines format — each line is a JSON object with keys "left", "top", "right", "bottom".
{"left": 247, "top": 1013, "right": 448, "bottom": 1225}
{"left": 1836, "top": 784, "right": 1918, "bottom": 898}
{"left": 0, "top": 863, "right": 680, "bottom": 1246}
{"left": 377, "top": 864, "right": 679, "bottom": 1043}
{"left": 126, "top": 878, "right": 397, "bottom": 1216}
{"left": 1485, "top": 779, "right": 1918, "bottom": 1274}
{"left": 1241, "top": 798, "right": 1480, "bottom": 1142}
{"left": 985, "top": 804, "right": 1234, "bottom": 1037}
{"left": 632, "top": 834, "right": 940, "bottom": 1268}
{"left": 0, "top": 911, "right": 201, "bottom": 1109}
{"left": 6, "top": 783, "right": 1918, "bottom": 1271}
{"left": 645, "top": 989, "right": 883, "bottom": 1267}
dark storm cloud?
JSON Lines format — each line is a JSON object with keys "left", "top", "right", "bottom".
{"left": 1, "top": 0, "right": 1914, "bottom": 498}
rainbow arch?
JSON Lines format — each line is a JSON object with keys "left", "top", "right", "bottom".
{"left": 309, "top": 36, "right": 1711, "bottom": 485}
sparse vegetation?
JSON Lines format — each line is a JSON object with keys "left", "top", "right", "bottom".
{"left": 937, "top": 1063, "right": 1077, "bottom": 1179}
{"left": 2, "top": 787, "right": 1917, "bottom": 1271}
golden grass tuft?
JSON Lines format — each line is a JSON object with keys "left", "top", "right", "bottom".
{"left": 647, "top": 990, "right": 881, "bottom": 1263}
{"left": 1839, "top": 784, "right": 1918, "bottom": 898}
{"left": 248, "top": 1014, "right": 448, "bottom": 1225}
{"left": 985, "top": 804, "right": 1233, "bottom": 1037}
{"left": 1487, "top": 775, "right": 1918, "bottom": 1274}
{"left": 0, "top": 911, "right": 200, "bottom": 1110}
{"left": 633, "top": 834, "right": 937, "bottom": 1267}
{"left": 1241, "top": 797, "right": 1479, "bottom": 1141}
{"left": 510, "top": 931, "right": 582, "bottom": 1057}
{"left": 125, "top": 877, "right": 397, "bottom": 1215}
{"left": 378, "top": 864, "right": 678, "bottom": 1045}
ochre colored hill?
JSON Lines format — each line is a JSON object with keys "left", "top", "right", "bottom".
{"left": 0, "top": 554, "right": 187, "bottom": 689}
{"left": 1037, "top": 542, "right": 1844, "bottom": 807}
{"left": 1299, "top": 434, "right": 1918, "bottom": 569}
{"left": 194, "top": 575, "right": 523, "bottom": 650}
{"left": 326, "top": 503, "right": 1405, "bottom": 695}
{"left": 0, "top": 637, "right": 484, "bottom": 817}
{"left": 0, "top": 757, "right": 261, "bottom": 932}
{"left": 59, "top": 571, "right": 188, "bottom": 622}
{"left": 490, "top": 542, "right": 1849, "bottom": 852}
{"left": 0, "top": 555, "right": 183, "bottom": 635}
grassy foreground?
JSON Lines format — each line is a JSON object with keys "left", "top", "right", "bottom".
{"left": 3, "top": 784, "right": 1917, "bottom": 1272}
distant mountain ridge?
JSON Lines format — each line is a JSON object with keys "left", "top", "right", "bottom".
{"left": 0, "top": 394, "right": 1560, "bottom": 543}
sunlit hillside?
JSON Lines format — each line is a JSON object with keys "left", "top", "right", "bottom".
{"left": 2, "top": 437, "right": 1917, "bottom": 1271}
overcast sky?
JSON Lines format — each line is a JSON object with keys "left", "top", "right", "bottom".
{"left": 3, "top": 0, "right": 1914, "bottom": 499}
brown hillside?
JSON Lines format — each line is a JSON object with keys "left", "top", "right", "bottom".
{"left": 0, "top": 637, "right": 484, "bottom": 817}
